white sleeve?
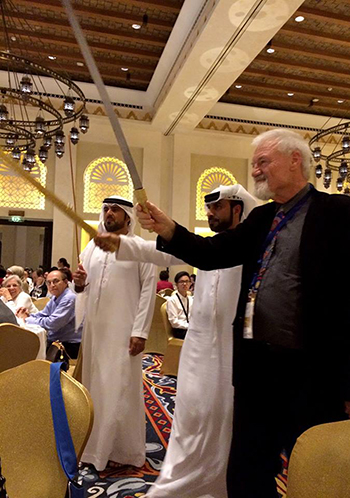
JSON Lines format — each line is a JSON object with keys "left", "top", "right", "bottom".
{"left": 131, "top": 262, "right": 157, "bottom": 340}
{"left": 117, "top": 235, "right": 184, "bottom": 266}
{"left": 166, "top": 295, "right": 188, "bottom": 330}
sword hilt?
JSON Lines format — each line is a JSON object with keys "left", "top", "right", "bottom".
{"left": 134, "top": 188, "right": 153, "bottom": 233}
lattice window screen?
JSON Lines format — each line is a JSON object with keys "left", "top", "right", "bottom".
{"left": 84, "top": 156, "right": 133, "bottom": 213}
{"left": 196, "top": 167, "right": 237, "bottom": 220}
{"left": 0, "top": 155, "right": 46, "bottom": 210}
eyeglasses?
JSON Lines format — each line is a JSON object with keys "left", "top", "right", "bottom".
{"left": 177, "top": 280, "right": 190, "bottom": 285}
{"left": 46, "top": 278, "right": 64, "bottom": 286}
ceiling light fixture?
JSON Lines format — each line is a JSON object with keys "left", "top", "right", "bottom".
{"left": 312, "top": 98, "right": 319, "bottom": 102}
{"left": 76, "top": 61, "right": 84, "bottom": 67}
{"left": 132, "top": 23, "right": 141, "bottom": 30}
{"left": 121, "top": 67, "right": 129, "bottom": 72}
{"left": 295, "top": 15, "right": 305, "bottom": 22}
{"left": 266, "top": 40, "right": 275, "bottom": 54}
{"left": 287, "top": 92, "right": 294, "bottom": 97}
{"left": 310, "top": 124, "right": 350, "bottom": 192}
{"left": 0, "top": 0, "right": 89, "bottom": 168}
{"left": 338, "top": 100, "right": 345, "bottom": 104}
{"left": 48, "top": 55, "right": 56, "bottom": 60}
{"left": 235, "top": 84, "right": 242, "bottom": 89}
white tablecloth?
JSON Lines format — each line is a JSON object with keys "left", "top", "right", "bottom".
{"left": 22, "top": 323, "right": 47, "bottom": 359}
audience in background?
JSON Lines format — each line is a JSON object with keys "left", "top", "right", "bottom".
{"left": 30, "top": 268, "right": 48, "bottom": 299}
{"left": 6, "top": 265, "right": 29, "bottom": 293}
{"left": 166, "top": 271, "right": 193, "bottom": 339}
{"left": 0, "top": 265, "right": 6, "bottom": 286}
{"left": 156, "top": 270, "right": 174, "bottom": 294}
{"left": 0, "top": 275, "right": 38, "bottom": 314}
{"left": 189, "top": 273, "right": 196, "bottom": 294}
{"left": 57, "top": 257, "right": 70, "bottom": 269}
{"left": 17, "top": 269, "right": 81, "bottom": 359}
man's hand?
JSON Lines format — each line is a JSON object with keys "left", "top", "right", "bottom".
{"left": 16, "top": 307, "right": 29, "bottom": 319}
{"left": 136, "top": 201, "right": 176, "bottom": 241}
{"left": 72, "top": 263, "right": 87, "bottom": 291}
{"left": 94, "top": 233, "right": 121, "bottom": 253}
{"left": 0, "top": 288, "right": 12, "bottom": 301}
{"left": 129, "top": 337, "right": 146, "bottom": 356}
{"left": 345, "top": 401, "right": 350, "bottom": 418}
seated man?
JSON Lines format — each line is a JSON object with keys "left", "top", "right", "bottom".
{"left": 30, "top": 268, "right": 48, "bottom": 299}
{"left": 17, "top": 269, "right": 81, "bottom": 358}
{"left": 166, "top": 271, "right": 193, "bottom": 339}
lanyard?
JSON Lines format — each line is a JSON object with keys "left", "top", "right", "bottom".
{"left": 176, "top": 292, "right": 189, "bottom": 323}
{"left": 250, "top": 186, "right": 313, "bottom": 292}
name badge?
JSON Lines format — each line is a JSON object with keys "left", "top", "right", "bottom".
{"left": 243, "top": 292, "right": 255, "bottom": 339}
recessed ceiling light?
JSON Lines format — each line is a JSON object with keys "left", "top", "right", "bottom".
{"left": 312, "top": 98, "right": 319, "bottom": 102}
{"left": 76, "top": 61, "right": 84, "bottom": 67}
{"left": 338, "top": 99, "right": 345, "bottom": 104}
{"left": 48, "top": 55, "right": 56, "bottom": 60}
{"left": 235, "top": 84, "right": 242, "bottom": 89}
{"left": 287, "top": 92, "right": 294, "bottom": 97}
{"left": 10, "top": 36, "right": 16, "bottom": 41}
{"left": 328, "top": 87, "right": 333, "bottom": 92}
{"left": 295, "top": 15, "right": 305, "bottom": 22}
{"left": 121, "top": 67, "right": 129, "bottom": 72}
{"left": 266, "top": 47, "right": 275, "bottom": 54}
{"left": 132, "top": 23, "right": 142, "bottom": 30}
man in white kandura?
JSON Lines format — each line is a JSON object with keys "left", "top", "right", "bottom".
{"left": 95, "top": 185, "right": 256, "bottom": 497}
{"left": 73, "top": 195, "right": 156, "bottom": 472}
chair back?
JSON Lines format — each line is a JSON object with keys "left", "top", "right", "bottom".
{"left": 160, "top": 301, "right": 174, "bottom": 340}
{"left": 144, "top": 295, "right": 167, "bottom": 354}
{"left": 158, "top": 288, "right": 173, "bottom": 297}
{"left": 286, "top": 420, "right": 350, "bottom": 498}
{"left": 0, "top": 323, "right": 40, "bottom": 373}
{"left": 34, "top": 296, "right": 50, "bottom": 311}
{"left": 0, "top": 360, "right": 93, "bottom": 498}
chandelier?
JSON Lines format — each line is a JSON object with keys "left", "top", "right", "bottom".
{"left": 0, "top": 0, "right": 89, "bottom": 170}
{"left": 309, "top": 122, "right": 350, "bottom": 194}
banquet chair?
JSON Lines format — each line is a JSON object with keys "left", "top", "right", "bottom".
{"left": 160, "top": 302, "right": 184, "bottom": 376}
{"left": 144, "top": 294, "right": 167, "bottom": 355}
{"left": 0, "top": 323, "right": 40, "bottom": 373}
{"left": 0, "top": 359, "right": 94, "bottom": 498}
{"left": 158, "top": 287, "right": 174, "bottom": 297}
{"left": 286, "top": 420, "right": 350, "bottom": 498}
{"left": 33, "top": 296, "right": 50, "bottom": 310}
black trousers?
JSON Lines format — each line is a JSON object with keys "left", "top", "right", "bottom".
{"left": 226, "top": 340, "right": 346, "bottom": 498}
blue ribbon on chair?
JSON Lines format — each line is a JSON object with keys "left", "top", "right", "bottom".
{"left": 50, "top": 361, "right": 84, "bottom": 498}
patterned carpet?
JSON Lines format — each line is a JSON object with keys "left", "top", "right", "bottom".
{"left": 79, "top": 353, "right": 287, "bottom": 498}
{"left": 79, "top": 354, "right": 176, "bottom": 497}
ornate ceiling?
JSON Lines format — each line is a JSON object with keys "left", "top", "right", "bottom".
{"left": 1, "top": 0, "right": 349, "bottom": 127}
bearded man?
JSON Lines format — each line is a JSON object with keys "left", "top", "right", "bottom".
{"left": 94, "top": 185, "right": 256, "bottom": 497}
{"left": 73, "top": 195, "right": 156, "bottom": 472}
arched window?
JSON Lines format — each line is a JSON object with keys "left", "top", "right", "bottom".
{"left": 84, "top": 156, "right": 133, "bottom": 213}
{"left": 0, "top": 155, "right": 46, "bottom": 210}
{"left": 196, "top": 167, "right": 237, "bottom": 220}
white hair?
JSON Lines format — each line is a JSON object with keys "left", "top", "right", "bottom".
{"left": 3, "top": 274, "right": 23, "bottom": 289}
{"left": 252, "top": 129, "right": 312, "bottom": 180}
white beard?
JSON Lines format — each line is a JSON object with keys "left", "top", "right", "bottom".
{"left": 254, "top": 178, "right": 274, "bottom": 200}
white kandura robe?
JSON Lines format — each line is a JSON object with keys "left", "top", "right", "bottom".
{"left": 117, "top": 236, "right": 242, "bottom": 498}
{"left": 78, "top": 236, "right": 156, "bottom": 471}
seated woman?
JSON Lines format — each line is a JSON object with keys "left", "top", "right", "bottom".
{"left": 30, "top": 268, "right": 48, "bottom": 299}
{"left": 0, "top": 275, "right": 38, "bottom": 314}
{"left": 6, "top": 265, "right": 30, "bottom": 294}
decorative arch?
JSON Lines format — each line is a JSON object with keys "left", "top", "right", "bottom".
{"left": 84, "top": 156, "right": 133, "bottom": 213}
{"left": 0, "top": 154, "right": 46, "bottom": 210}
{"left": 196, "top": 167, "right": 237, "bottom": 220}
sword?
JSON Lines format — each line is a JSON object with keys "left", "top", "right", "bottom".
{"left": 61, "top": 0, "right": 149, "bottom": 211}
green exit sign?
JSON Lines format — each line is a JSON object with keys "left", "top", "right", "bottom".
{"left": 9, "top": 216, "right": 24, "bottom": 223}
